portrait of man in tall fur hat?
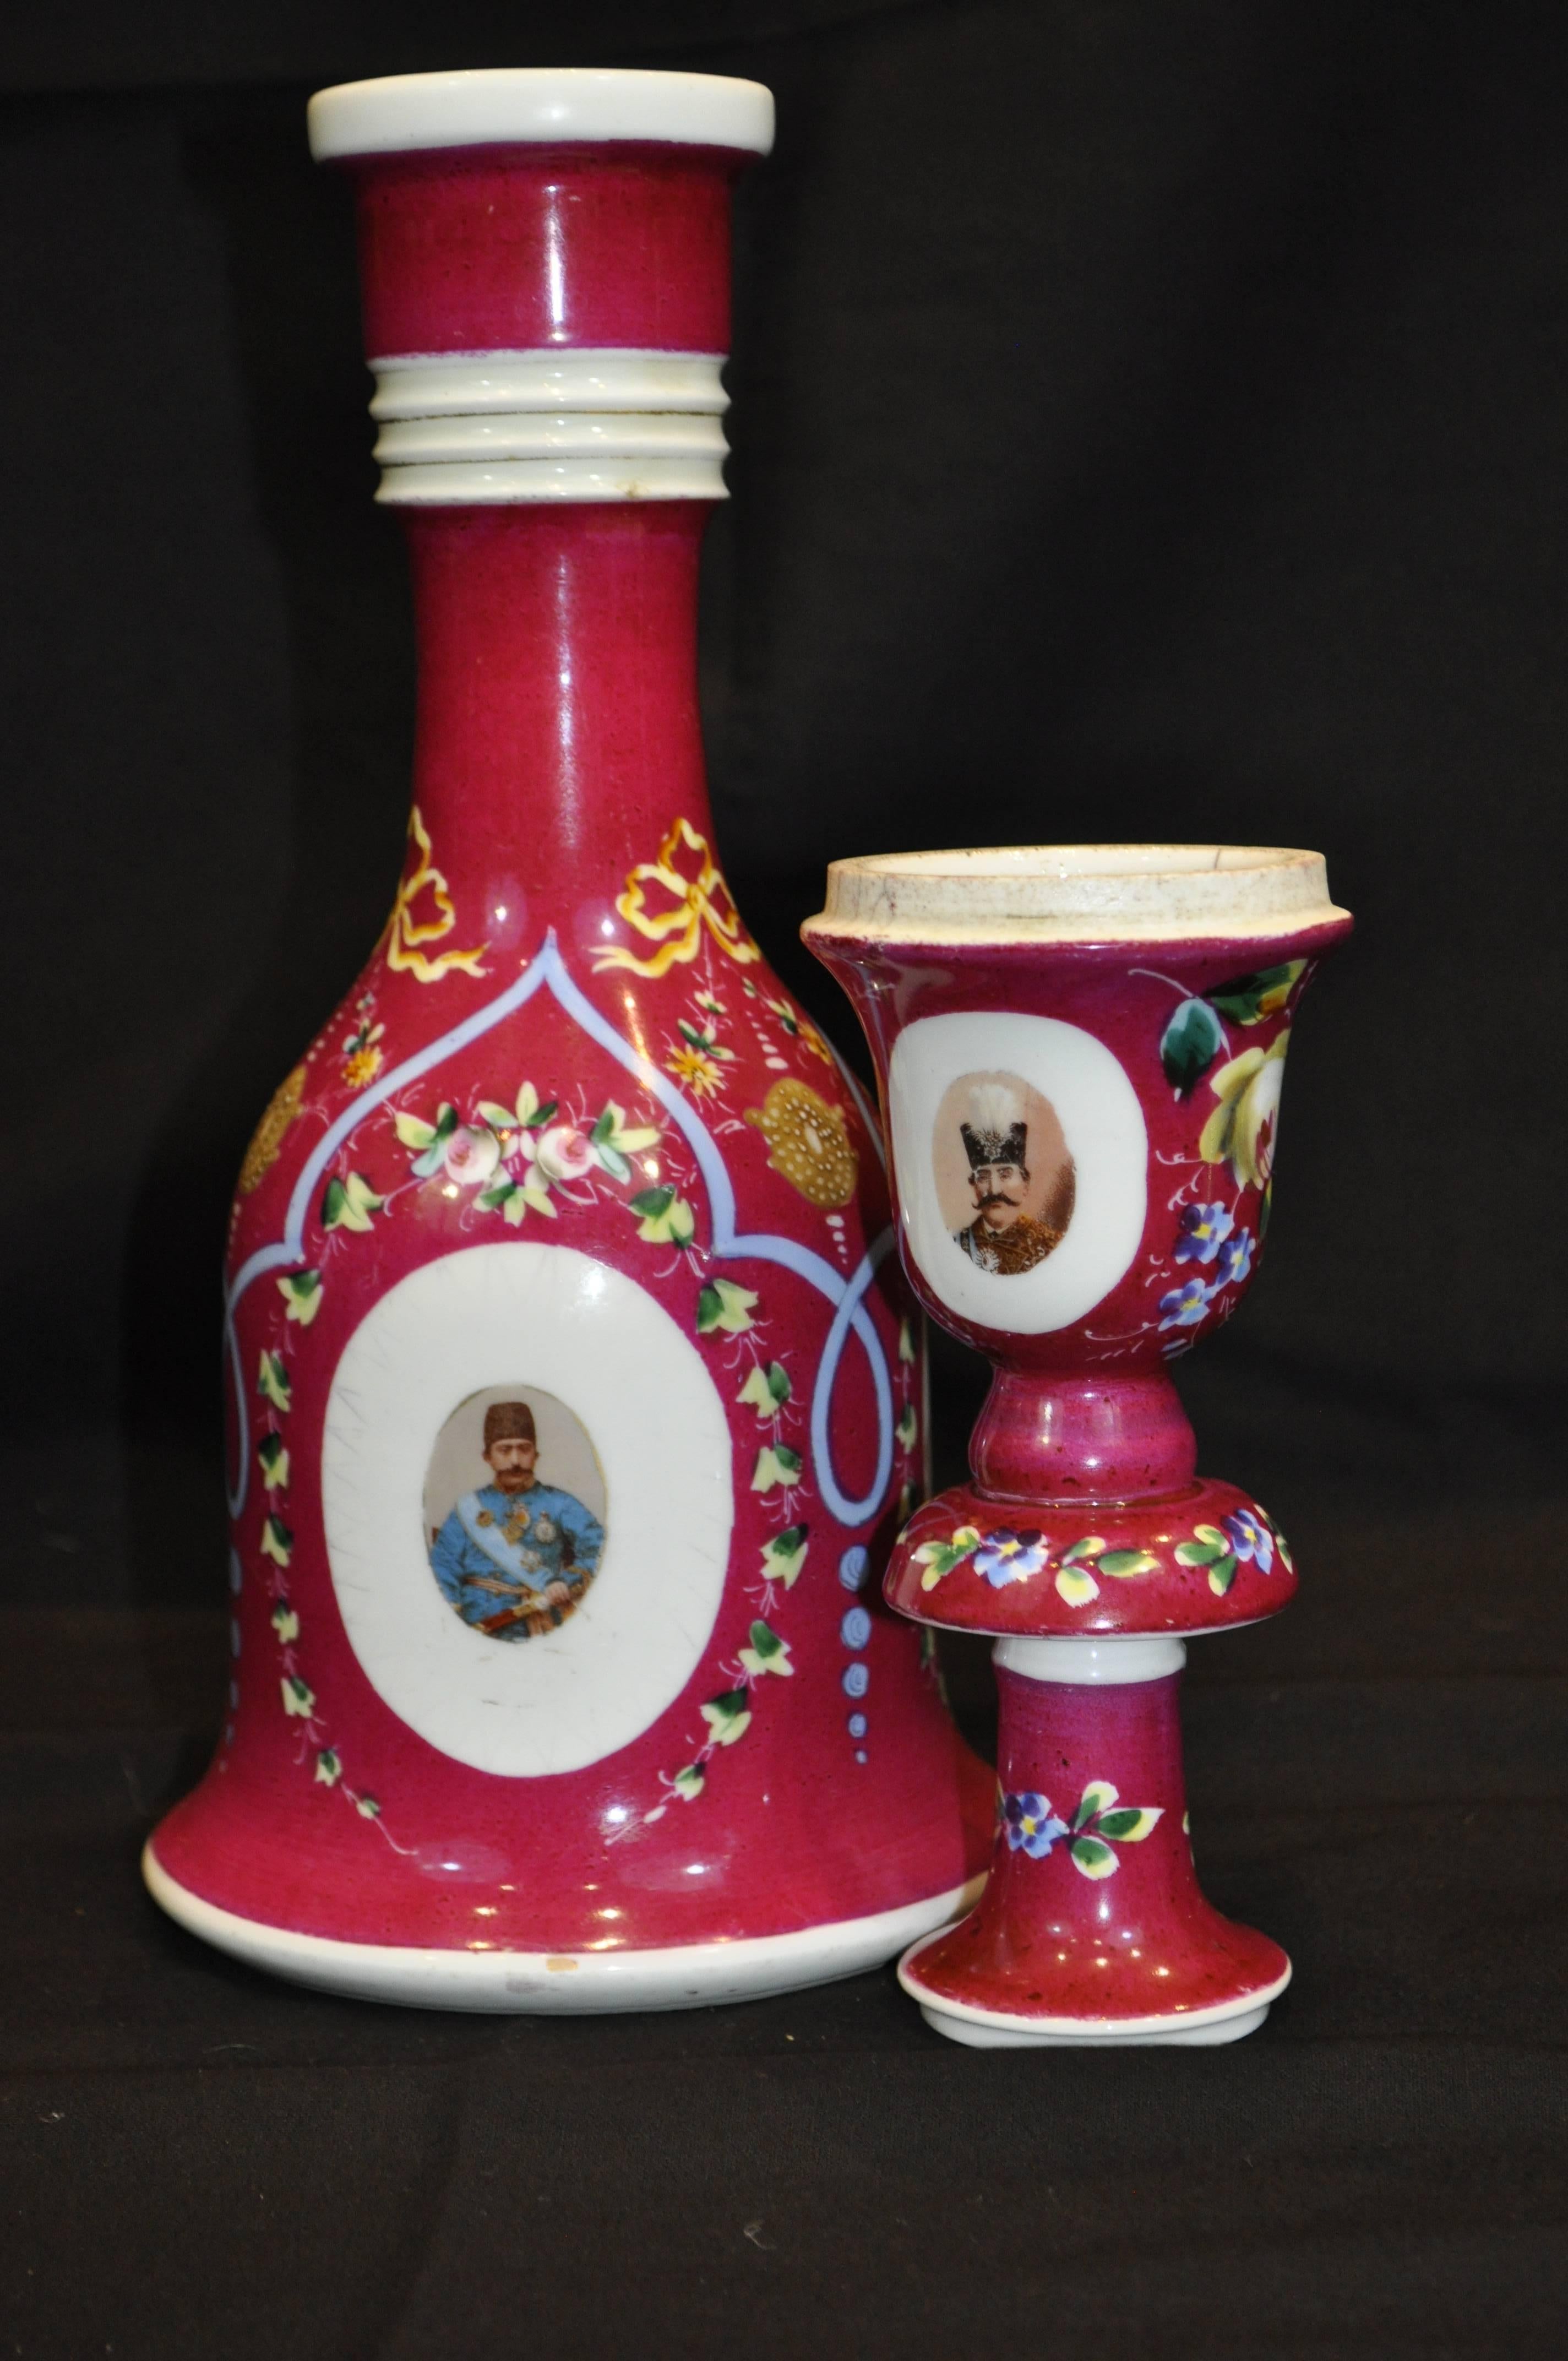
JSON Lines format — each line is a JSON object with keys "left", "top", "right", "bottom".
{"left": 952, "top": 1079, "right": 1075, "bottom": 1275}
{"left": 429, "top": 1399, "right": 605, "bottom": 1641}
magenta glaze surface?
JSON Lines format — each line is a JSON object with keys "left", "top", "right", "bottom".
{"left": 346, "top": 144, "right": 743, "bottom": 356}
{"left": 807, "top": 867, "right": 1348, "bottom": 2038}
{"left": 148, "top": 133, "right": 988, "bottom": 1970}
{"left": 902, "top": 1667, "right": 1288, "bottom": 2029}
{"left": 809, "top": 919, "right": 1350, "bottom": 1636}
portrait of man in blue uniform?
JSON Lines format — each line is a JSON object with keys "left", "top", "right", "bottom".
{"left": 428, "top": 1399, "right": 605, "bottom": 1641}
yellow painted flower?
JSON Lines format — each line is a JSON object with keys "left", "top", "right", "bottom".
{"left": 667, "top": 1042, "right": 723, "bottom": 1097}
{"left": 342, "top": 1045, "right": 383, "bottom": 1089}
{"left": 1199, "top": 1032, "right": 1289, "bottom": 1190}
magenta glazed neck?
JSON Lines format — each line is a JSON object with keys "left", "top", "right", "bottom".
{"left": 345, "top": 142, "right": 746, "bottom": 357}
{"left": 401, "top": 503, "right": 715, "bottom": 930}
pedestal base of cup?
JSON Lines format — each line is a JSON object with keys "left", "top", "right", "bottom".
{"left": 143, "top": 1843, "right": 984, "bottom": 2014}
{"left": 908, "top": 1984, "right": 1280, "bottom": 2049}
{"left": 900, "top": 1917, "right": 1288, "bottom": 2048}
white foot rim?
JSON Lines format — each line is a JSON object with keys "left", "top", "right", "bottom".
{"left": 144, "top": 1844, "right": 984, "bottom": 2015}
{"left": 916, "top": 1999, "right": 1272, "bottom": 2048}
{"left": 900, "top": 1935, "right": 1289, "bottom": 2047}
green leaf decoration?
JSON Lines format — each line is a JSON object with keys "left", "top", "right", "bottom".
{"left": 1097, "top": 1807, "right": 1162, "bottom": 1842}
{"left": 700, "top": 1689, "right": 753, "bottom": 1747}
{"left": 698, "top": 1278, "right": 759, "bottom": 1335}
{"left": 1073, "top": 1778, "right": 1118, "bottom": 1830}
{"left": 1160, "top": 997, "right": 1224, "bottom": 1095}
{"left": 433, "top": 1104, "right": 459, "bottom": 1140}
{"left": 257, "top": 1351, "right": 292, "bottom": 1413}
{"left": 356, "top": 1794, "right": 382, "bottom": 1819}
{"left": 1054, "top": 1565, "right": 1100, "bottom": 1607}
{"left": 475, "top": 1101, "right": 516, "bottom": 1131}
{"left": 391, "top": 1109, "right": 437, "bottom": 1151}
{"left": 527, "top": 1099, "right": 559, "bottom": 1130}
{"left": 761, "top": 1525, "right": 810, "bottom": 1586}
{"left": 314, "top": 1749, "right": 341, "bottom": 1787}
{"left": 766, "top": 1361, "right": 792, "bottom": 1407}
{"left": 323, "top": 1171, "right": 383, "bottom": 1233}
{"left": 257, "top": 1432, "right": 290, "bottom": 1490}
{"left": 913, "top": 1524, "right": 982, "bottom": 1589}
{"left": 1207, "top": 1553, "right": 1239, "bottom": 1595}
{"left": 594, "top": 1142, "right": 631, "bottom": 1183}
{"left": 277, "top": 1269, "right": 323, "bottom": 1325}
{"left": 1271, "top": 1523, "right": 1295, "bottom": 1574}
{"left": 1259, "top": 1181, "right": 1273, "bottom": 1238}
{"left": 738, "top": 1619, "right": 794, "bottom": 1678}
{"left": 476, "top": 1178, "right": 516, "bottom": 1211}
{"left": 260, "top": 1514, "right": 293, "bottom": 1568}
{"left": 631, "top": 1186, "right": 696, "bottom": 1245}
{"left": 672, "top": 1764, "right": 705, "bottom": 1801}
{"left": 1205, "top": 959, "right": 1306, "bottom": 1026}
{"left": 898, "top": 1318, "right": 917, "bottom": 1365}
{"left": 895, "top": 1403, "right": 918, "bottom": 1451}
{"left": 270, "top": 1601, "right": 299, "bottom": 1642}
{"left": 750, "top": 1443, "right": 802, "bottom": 1493}
{"left": 1097, "top": 1548, "right": 1159, "bottom": 1579}
{"left": 1176, "top": 1524, "right": 1229, "bottom": 1566}
{"left": 1070, "top": 1836, "right": 1119, "bottom": 1879}
{"left": 1061, "top": 1536, "right": 1107, "bottom": 1564}
{"left": 736, "top": 1364, "right": 775, "bottom": 1416}
{"left": 281, "top": 1674, "right": 314, "bottom": 1717}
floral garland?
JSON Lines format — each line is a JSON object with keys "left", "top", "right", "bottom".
{"left": 1001, "top": 1778, "right": 1162, "bottom": 1877}
{"left": 242, "top": 958, "right": 918, "bottom": 1838}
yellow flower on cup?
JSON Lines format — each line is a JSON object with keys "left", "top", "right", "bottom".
{"left": 1199, "top": 1032, "right": 1289, "bottom": 1190}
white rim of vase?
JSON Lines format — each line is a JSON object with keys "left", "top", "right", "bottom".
{"left": 308, "top": 68, "right": 775, "bottom": 162}
{"left": 144, "top": 1845, "right": 982, "bottom": 2014}
{"left": 368, "top": 348, "right": 732, "bottom": 504}
{"left": 804, "top": 844, "right": 1349, "bottom": 946}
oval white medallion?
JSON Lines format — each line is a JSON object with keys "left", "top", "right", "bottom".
{"left": 321, "top": 1242, "right": 733, "bottom": 1776}
{"left": 889, "top": 1010, "right": 1148, "bottom": 1334}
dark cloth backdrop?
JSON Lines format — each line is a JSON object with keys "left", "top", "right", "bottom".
{"left": 2, "top": 4, "right": 1564, "bottom": 2353}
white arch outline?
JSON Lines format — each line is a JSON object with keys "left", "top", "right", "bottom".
{"left": 225, "top": 933, "right": 894, "bottom": 1529}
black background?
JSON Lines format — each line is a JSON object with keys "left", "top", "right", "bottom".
{"left": 2, "top": 3, "right": 1565, "bottom": 2353}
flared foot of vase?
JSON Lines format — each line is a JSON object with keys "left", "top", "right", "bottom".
{"left": 144, "top": 1844, "right": 983, "bottom": 2015}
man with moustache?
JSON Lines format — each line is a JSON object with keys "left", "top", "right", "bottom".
{"left": 953, "top": 1084, "right": 1071, "bottom": 1276}
{"left": 430, "top": 1400, "right": 604, "bottom": 1640}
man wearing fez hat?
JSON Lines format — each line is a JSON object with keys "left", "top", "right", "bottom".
{"left": 430, "top": 1398, "right": 605, "bottom": 1641}
{"left": 953, "top": 1079, "right": 1072, "bottom": 1276}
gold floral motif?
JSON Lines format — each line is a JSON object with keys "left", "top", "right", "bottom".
{"left": 744, "top": 1080, "right": 858, "bottom": 1209}
{"left": 383, "top": 806, "right": 488, "bottom": 983}
{"left": 591, "top": 818, "right": 759, "bottom": 978}
{"left": 238, "top": 1065, "right": 306, "bottom": 1197}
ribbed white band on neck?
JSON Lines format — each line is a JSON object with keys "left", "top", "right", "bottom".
{"left": 368, "top": 347, "right": 731, "bottom": 504}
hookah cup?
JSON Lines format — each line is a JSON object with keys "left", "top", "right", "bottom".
{"left": 145, "top": 69, "right": 989, "bottom": 2010}
{"left": 807, "top": 845, "right": 1351, "bottom": 2044}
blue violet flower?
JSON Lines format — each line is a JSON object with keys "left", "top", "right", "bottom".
{"left": 1221, "top": 1507, "right": 1274, "bottom": 1574}
{"left": 1003, "top": 1792, "right": 1070, "bottom": 1858}
{"left": 1158, "top": 1275, "right": 1213, "bottom": 1329}
{"left": 973, "top": 1529, "right": 1049, "bottom": 1588}
{"left": 1173, "top": 1200, "right": 1234, "bottom": 1264}
{"left": 1215, "top": 1228, "right": 1255, "bottom": 1286}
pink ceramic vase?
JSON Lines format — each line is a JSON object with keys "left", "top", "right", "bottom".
{"left": 144, "top": 69, "right": 988, "bottom": 2011}
{"left": 805, "top": 846, "right": 1351, "bottom": 2044}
